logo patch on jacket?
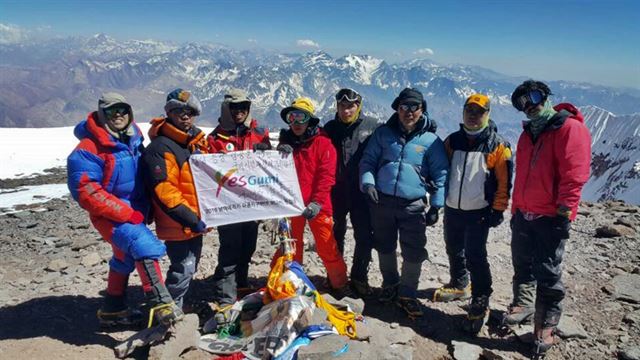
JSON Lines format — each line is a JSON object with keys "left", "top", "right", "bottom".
{"left": 415, "top": 145, "right": 425, "bottom": 154}
{"left": 226, "top": 143, "right": 235, "bottom": 151}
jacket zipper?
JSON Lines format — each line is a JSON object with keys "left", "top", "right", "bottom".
{"left": 457, "top": 151, "right": 469, "bottom": 210}
{"left": 522, "top": 136, "right": 544, "bottom": 207}
{"left": 393, "top": 141, "right": 406, "bottom": 197}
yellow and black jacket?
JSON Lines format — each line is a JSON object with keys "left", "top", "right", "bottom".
{"left": 142, "top": 117, "right": 209, "bottom": 240}
{"left": 444, "top": 121, "right": 512, "bottom": 212}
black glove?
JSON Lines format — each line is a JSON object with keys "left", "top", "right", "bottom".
{"left": 190, "top": 220, "right": 208, "bottom": 234}
{"left": 425, "top": 207, "right": 440, "bottom": 226}
{"left": 363, "top": 184, "right": 379, "bottom": 203}
{"left": 551, "top": 215, "right": 571, "bottom": 240}
{"left": 276, "top": 144, "right": 293, "bottom": 154}
{"left": 253, "top": 142, "right": 270, "bottom": 151}
{"left": 485, "top": 209, "right": 504, "bottom": 228}
{"left": 301, "top": 202, "right": 321, "bottom": 219}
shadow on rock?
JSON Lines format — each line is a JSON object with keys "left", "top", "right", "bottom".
{"left": 361, "top": 293, "right": 531, "bottom": 358}
{"left": 0, "top": 294, "right": 119, "bottom": 348}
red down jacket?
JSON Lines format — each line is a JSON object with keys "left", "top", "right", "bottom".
{"left": 279, "top": 128, "right": 337, "bottom": 216}
{"left": 511, "top": 103, "right": 591, "bottom": 220}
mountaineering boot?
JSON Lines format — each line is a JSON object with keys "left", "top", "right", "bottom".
{"left": 212, "top": 303, "right": 234, "bottom": 329}
{"left": 502, "top": 304, "right": 535, "bottom": 326}
{"left": 397, "top": 297, "right": 424, "bottom": 318}
{"left": 135, "top": 259, "right": 184, "bottom": 327}
{"left": 97, "top": 294, "right": 144, "bottom": 327}
{"left": 531, "top": 326, "right": 557, "bottom": 359}
{"left": 150, "top": 302, "right": 184, "bottom": 327}
{"left": 379, "top": 283, "right": 399, "bottom": 303}
{"left": 350, "top": 278, "right": 375, "bottom": 299}
{"left": 463, "top": 295, "right": 490, "bottom": 335}
{"left": 433, "top": 283, "right": 471, "bottom": 302}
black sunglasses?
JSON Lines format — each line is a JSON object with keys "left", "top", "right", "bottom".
{"left": 170, "top": 107, "right": 197, "bottom": 117}
{"left": 104, "top": 106, "right": 129, "bottom": 118}
{"left": 464, "top": 106, "right": 487, "bottom": 116}
{"left": 229, "top": 102, "right": 250, "bottom": 112}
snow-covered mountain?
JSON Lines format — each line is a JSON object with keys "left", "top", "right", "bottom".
{"left": 2, "top": 33, "right": 639, "bottom": 138}
{"left": 581, "top": 106, "right": 640, "bottom": 204}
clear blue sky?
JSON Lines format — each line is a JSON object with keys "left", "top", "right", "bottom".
{"left": 2, "top": 0, "right": 639, "bottom": 88}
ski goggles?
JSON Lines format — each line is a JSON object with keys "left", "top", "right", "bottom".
{"left": 398, "top": 103, "right": 421, "bottom": 112}
{"left": 513, "top": 89, "right": 545, "bottom": 112}
{"left": 335, "top": 88, "right": 361, "bottom": 103}
{"left": 285, "top": 110, "right": 311, "bottom": 125}
{"left": 104, "top": 105, "right": 129, "bottom": 118}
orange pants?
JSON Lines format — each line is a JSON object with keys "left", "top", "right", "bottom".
{"left": 272, "top": 214, "right": 348, "bottom": 289}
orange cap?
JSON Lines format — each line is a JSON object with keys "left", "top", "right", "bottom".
{"left": 464, "top": 93, "right": 490, "bottom": 110}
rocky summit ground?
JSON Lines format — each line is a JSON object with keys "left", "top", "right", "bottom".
{"left": 0, "top": 170, "right": 639, "bottom": 360}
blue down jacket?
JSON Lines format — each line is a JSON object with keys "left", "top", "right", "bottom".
{"left": 359, "top": 113, "right": 448, "bottom": 207}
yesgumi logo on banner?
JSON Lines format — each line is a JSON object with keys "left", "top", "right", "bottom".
{"left": 190, "top": 151, "right": 305, "bottom": 227}
{"left": 214, "top": 167, "right": 238, "bottom": 197}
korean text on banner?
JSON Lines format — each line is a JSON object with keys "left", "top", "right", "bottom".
{"left": 190, "top": 150, "right": 305, "bottom": 227}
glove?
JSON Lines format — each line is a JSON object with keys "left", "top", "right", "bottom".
{"left": 551, "top": 215, "right": 571, "bottom": 240}
{"left": 485, "top": 209, "right": 504, "bottom": 228}
{"left": 363, "top": 184, "right": 379, "bottom": 203}
{"left": 190, "top": 220, "right": 208, "bottom": 234}
{"left": 301, "top": 202, "right": 321, "bottom": 220}
{"left": 424, "top": 207, "right": 440, "bottom": 226}
{"left": 128, "top": 210, "right": 145, "bottom": 224}
{"left": 276, "top": 144, "right": 293, "bottom": 154}
{"left": 253, "top": 142, "right": 270, "bottom": 151}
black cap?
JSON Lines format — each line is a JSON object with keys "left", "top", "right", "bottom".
{"left": 391, "top": 87, "right": 427, "bottom": 111}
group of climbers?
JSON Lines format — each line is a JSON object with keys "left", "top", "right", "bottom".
{"left": 67, "top": 79, "right": 591, "bottom": 359}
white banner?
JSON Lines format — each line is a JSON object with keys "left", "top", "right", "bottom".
{"left": 190, "top": 151, "right": 305, "bottom": 227}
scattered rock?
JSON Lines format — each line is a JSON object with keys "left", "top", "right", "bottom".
{"left": 297, "top": 334, "right": 347, "bottom": 357}
{"left": 18, "top": 221, "right": 38, "bottom": 229}
{"left": 340, "top": 296, "right": 365, "bottom": 314}
{"left": 46, "top": 259, "right": 69, "bottom": 272}
{"left": 451, "top": 340, "right": 482, "bottom": 360}
{"left": 71, "top": 239, "right": 95, "bottom": 251}
{"left": 623, "top": 309, "right": 640, "bottom": 326}
{"left": 557, "top": 315, "right": 588, "bottom": 339}
{"left": 596, "top": 224, "right": 636, "bottom": 238}
{"left": 148, "top": 314, "right": 199, "bottom": 360}
{"left": 620, "top": 346, "right": 640, "bottom": 360}
{"left": 615, "top": 218, "right": 637, "bottom": 230}
{"left": 612, "top": 274, "right": 640, "bottom": 303}
{"left": 81, "top": 252, "right": 102, "bottom": 267}
{"left": 7, "top": 211, "right": 30, "bottom": 219}
{"left": 54, "top": 238, "right": 73, "bottom": 248}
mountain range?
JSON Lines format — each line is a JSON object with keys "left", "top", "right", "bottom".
{"left": 1, "top": 33, "right": 639, "bottom": 204}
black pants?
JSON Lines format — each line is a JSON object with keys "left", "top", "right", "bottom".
{"left": 443, "top": 207, "right": 491, "bottom": 298}
{"left": 370, "top": 194, "right": 427, "bottom": 297}
{"left": 332, "top": 185, "right": 374, "bottom": 283}
{"left": 212, "top": 221, "right": 259, "bottom": 305}
{"left": 511, "top": 210, "right": 568, "bottom": 327}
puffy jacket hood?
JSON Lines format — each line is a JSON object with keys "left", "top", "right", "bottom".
{"left": 74, "top": 112, "right": 143, "bottom": 149}
{"left": 218, "top": 96, "right": 253, "bottom": 131}
{"left": 148, "top": 117, "right": 206, "bottom": 150}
